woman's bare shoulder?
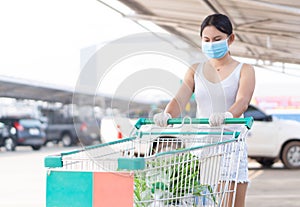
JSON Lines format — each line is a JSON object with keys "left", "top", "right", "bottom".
{"left": 189, "top": 62, "right": 203, "bottom": 73}
{"left": 241, "top": 62, "right": 254, "bottom": 71}
{"left": 240, "top": 62, "right": 255, "bottom": 78}
{"left": 183, "top": 62, "right": 202, "bottom": 82}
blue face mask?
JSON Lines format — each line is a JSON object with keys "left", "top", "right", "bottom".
{"left": 202, "top": 37, "right": 229, "bottom": 59}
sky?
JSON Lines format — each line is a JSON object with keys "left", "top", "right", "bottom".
{"left": 0, "top": 0, "right": 300, "bottom": 104}
{"left": 0, "top": 0, "right": 145, "bottom": 87}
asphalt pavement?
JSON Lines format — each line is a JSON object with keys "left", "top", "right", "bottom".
{"left": 247, "top": 161, "right": 300, "bottom": 207}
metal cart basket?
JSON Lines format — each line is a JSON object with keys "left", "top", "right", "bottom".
{"left": 44, "top": 117, "right": 253, "bottom": 207}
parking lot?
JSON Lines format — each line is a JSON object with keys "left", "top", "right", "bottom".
{"left": 0, "top": 145, "right": 299, "bottom": 207}
{"left": 247, "top": 162, "right": 300, "bottom": 207}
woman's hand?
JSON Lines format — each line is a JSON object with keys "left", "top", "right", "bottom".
{"left": 153, "top": 112, "right": 172, "bottom": 127}
{"left": 209, "top": 112, "right": 233, "bottom": 126}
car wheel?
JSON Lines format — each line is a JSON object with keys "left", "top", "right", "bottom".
{"left": 281, "top": 141, "right": 300, "bottom": 169}
{"left": 4, "top": 137, "right": 16, "bottom": 151}
{"left": 61, "top": 133, "right": 73, "bottom": 147}
{"left": 32, "top": 145, "right": 42, "bottom": 150}
{"left": 43, "top": 140, "right": 48, "bottom": 146}
{"left": 255, "top": 158, "right": 276, "bottom": 168}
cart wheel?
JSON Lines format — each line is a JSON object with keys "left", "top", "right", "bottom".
{"left": 4, "top": 137, "right": 16, "bottom": 151}
{"left": 255, "top": 158, "right": 275, "bottom": 168}
{"left": 281, "top": 141, "right": 300, "bottom": 169}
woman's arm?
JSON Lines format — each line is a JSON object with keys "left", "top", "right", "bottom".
{"left": 229, "top": 63, "right": 256, "bottom": 117}
{"left": 165, "top": 63, "right": 198, "bottom": 118}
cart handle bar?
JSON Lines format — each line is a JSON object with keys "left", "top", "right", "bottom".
{"left": 134, "top": 117, "right": 253, "bottom": 130}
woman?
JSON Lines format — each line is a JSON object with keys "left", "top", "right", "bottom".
{"left": 154, "top": 13, "right": 255, "bottom": 207}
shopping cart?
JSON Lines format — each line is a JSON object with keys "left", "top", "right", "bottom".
{"left": 44, "top": 117, "right": 253, "bottom": 207}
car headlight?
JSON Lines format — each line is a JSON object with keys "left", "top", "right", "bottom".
{"left": 10, "top": 127, "right": 16, "bottom": 135}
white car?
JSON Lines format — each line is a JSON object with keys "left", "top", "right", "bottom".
{"left": 100, "top": 116, "right": 137, "bottom": 143}
{"left": 245, "top": 105, "right": 300, "bottom": 169}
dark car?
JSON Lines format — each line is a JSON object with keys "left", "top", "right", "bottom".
{"left": 0, "top": 121, "right": 11, "bottom": 150}
{"left": 42, "top": 105, "right": 101, "bottom": 147}
{"left": 44, "top": 116, "right": 101, "bottom": 147}
{"left": 0, "top": 117, "right": 46, "bottom": 151}
{"left": 45, "top": 114, "right": 100, "bottom": 147}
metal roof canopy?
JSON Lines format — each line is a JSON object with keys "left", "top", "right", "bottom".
{"left": 0, "top": 76, "right": 151, "bottom": 112}
{"left": 116, "top": 0, "right": 300, "bottom": 66}
{"left": 0, "top": 76, "right": 108, "bottom": 105}
{"left": 0, "top": 76, "right": 75, "bottom": 104}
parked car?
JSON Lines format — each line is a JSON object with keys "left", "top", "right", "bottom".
{"left": 41, "top": 105, "right": 101, "bottom": 147}
{"left": 0, "top": 121, "right": 11, "bottom": 150}
{"left": 100, "top": 116, "right": 135, "bottom": 143}
{"left": 44, "top": 116, "right": 101, "bottom": 147}
{"left": 0, "top": 117, "right": 46, "bottom": 151}
{"left": 245, "top": 104, "right": 300, "bottom": 169}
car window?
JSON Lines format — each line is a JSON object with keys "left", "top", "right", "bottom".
{"left": 0, "top": 119, "right": 13, "bottom": 125}
{"left": 244, "top": 105, "right": 269, "bottom": 121}
{"left": 19, "top": 119, "right": 41, "bottom": 127}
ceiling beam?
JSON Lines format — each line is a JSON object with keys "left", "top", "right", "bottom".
{"left": 231, "top": 0, "right": 300, "bottom": 15}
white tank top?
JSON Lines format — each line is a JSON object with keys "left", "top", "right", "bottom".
{"left": 194, "top": 62, "right": 243, "bottom": 117}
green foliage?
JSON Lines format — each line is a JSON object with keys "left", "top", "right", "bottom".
{"left": 134, "top": 152, "right": 217, "bottom": 206}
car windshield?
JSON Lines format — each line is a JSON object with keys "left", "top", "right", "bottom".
{"left": 244, "top": 105, "right": 268, "bottom": 121}
{"left": 19, "top": 119, "right": 41, "bottom": 127}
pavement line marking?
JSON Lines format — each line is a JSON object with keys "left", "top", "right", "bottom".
{"left": 247, "top": 194, "right": 300, "bottom": 198}
{"left": 248, "top": 170, "right": 264, "bottom": 180}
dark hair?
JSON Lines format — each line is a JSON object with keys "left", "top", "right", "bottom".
{"left": 200, "top": 13, "right": 233, "bottom": 37}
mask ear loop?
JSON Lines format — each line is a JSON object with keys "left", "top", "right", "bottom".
{"left": 225, "top": 35, "right": 231, "bottom": 48}
{"left": 227, "top": 34, "right": 234, "bottom": 54}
